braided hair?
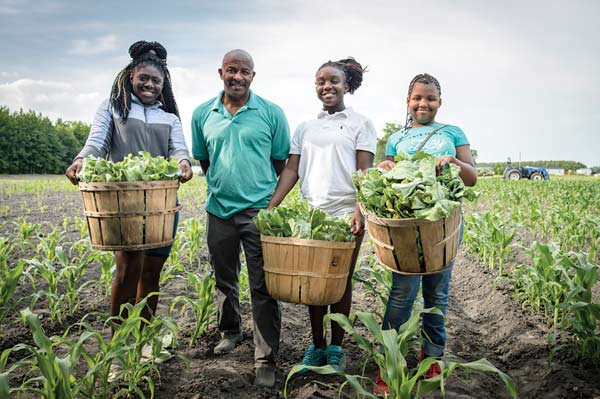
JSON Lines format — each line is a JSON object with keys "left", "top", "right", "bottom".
{"left": 110, "top": 41, "right": 179, "bottom": 121}
{"left": 318, "top": 57, "right": 366, "bottom": 94}
{"left": 402, "top": 73, "right": 442, "bottom": 131}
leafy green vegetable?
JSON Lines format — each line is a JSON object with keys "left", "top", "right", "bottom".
{"left": 353, "top": 152, "right": 478, "bottom": 221}
{"left": 254, "top": 200, "right": 355, "bottom": 242}
{"left": 77, "top": 152, "right": 180, "bottom": 182}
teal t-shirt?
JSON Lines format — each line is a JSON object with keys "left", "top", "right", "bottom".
{"left": 192, "top": 91, "right": 290, "bottom": 219}
{"left": 385, "top": 123, "right": 469, "bottom": 158}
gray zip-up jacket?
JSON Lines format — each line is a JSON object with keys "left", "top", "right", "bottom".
{"left": 76, "top": 96, "right": 190, "bottom": 163}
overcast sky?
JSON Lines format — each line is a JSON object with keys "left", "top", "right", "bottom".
{"left": 1, "top": 0, "right": 599, "bottom": 166}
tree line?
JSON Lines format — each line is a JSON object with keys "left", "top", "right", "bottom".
{"left": 0, "top": 107, "right": 593, "bottom": 174}
{"left": 0, "top": 107, "right": 90, "bottom": 174}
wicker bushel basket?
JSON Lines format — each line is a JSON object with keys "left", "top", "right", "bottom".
{"left": 361, "top": 204, "right": 461, "bottom": 275}
{"left": 261, "top": 235, "right": 356, "bottom": 306}
{"left": 79, "top": 180, "right": 180, "bottom": 251}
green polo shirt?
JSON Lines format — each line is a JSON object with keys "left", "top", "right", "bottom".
{"left": 192, "top": 91, "right": 290, "bottom": 219}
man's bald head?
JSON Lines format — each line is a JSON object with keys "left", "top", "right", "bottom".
{"left": 222, "top": 49, "right": 254, "bottom": 69}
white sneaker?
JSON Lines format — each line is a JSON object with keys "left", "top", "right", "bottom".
{"left": 141, "top": 343, "right": 171, "bottom": 364}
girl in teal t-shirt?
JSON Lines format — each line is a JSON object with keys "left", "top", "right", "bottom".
{"left": 373, "top": 73, "right": 477, "bottom": 396}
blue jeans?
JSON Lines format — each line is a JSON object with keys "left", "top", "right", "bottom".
{"left": 381, "top": 221, "right": 463, "bottom": 357}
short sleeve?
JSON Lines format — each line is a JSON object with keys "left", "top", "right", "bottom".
{"left": 356, "top": 118, "right": 378, "bottom": 154}
{"left": 191, "top": 107, "right": 209, "bottom": 160}
{"left": 290, "top": 122, "right": 305, "bottom": 155}
{"left": 385, "top": 131, "right": 402, "bottom": 157}
{"left": 446, "top": 125, "right": 469, "bottom": 147}
{"left": 270, "top": 106, "right": 291, "bottom": 160}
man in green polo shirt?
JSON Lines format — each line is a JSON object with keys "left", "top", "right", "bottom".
{"left": 191, "top": 49, "right": 290, "bottom": 388}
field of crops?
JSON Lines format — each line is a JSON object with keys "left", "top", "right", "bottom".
{"left": 0, "top": 175, "right": 598, "bottom": 398}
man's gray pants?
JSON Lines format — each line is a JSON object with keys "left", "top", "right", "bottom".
{"left": 207, "top": 209, "right": 281, "bottom": 367}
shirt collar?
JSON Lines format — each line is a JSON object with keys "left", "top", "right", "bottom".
{"left": 317, "top": 107, "right": 352, "bottom": 120}
{"left": 211, "top": 90, "right": 258, "bottom": 112}
{"left": 131, "top": 94, "right": 162, "bottom": 108}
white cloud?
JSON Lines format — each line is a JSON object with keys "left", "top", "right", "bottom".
{"left": 0, "top": 78, "right": 101, "bottom": 122}
{"left": 0, "top": 0, "right": 63, "bottom": 15}
{"left": 67, "top": 34, "right": 119, "bottom": 56}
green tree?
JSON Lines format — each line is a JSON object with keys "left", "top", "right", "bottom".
{"left": 374, "top": 122, "right": 403, "bottom": 164}
{"left": 470, "top": 148, "right": 478, "bottom": 164}
{"left": 0, "top": 107, "right": 90, "bottom": 174}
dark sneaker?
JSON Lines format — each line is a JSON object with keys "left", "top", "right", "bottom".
{"left": 297, "top": 344, "right": 326, "bottom": 375}
{"left": 213, "top": 332, "right": 243, "bottom": 355}
{"left": 419, "top": 348, "right": 441, "bottom": 379}
{"left": 326, "top": 345, "right": 346, "bottom": 372}
{"left": 254, "top": 365, "right": 276, "bottom": 388}
{"left": 373, "top": 369, "right": 390, "bottom": 396}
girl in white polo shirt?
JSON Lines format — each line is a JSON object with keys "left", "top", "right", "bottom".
{"left": 268, "top": 58, "right": 377, "bottom": 372}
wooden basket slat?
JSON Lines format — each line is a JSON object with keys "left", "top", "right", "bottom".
{"left": 261, "top": 235, "right": 355, "bottom": 306}
{"left": 96, "top": 191, "right": 121, "bottom": 246}
{"left": 390, "top": 224, "right": 421, "bottom": 273}
{"left": 420, "top": 220, "right": 445, "bottom": 273}
{"left": 360, "top": 204, "right": 460, "bottom": 275}
{"left": 79, "top": 180, "right": 179, "bottom": 251}
{"left": 119, "top": 189, "right": 144, "bottom": 246}
{"left": 146, "top": 188, "right": 166, "bottom": 244}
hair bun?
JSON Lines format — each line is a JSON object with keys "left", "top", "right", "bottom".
{"left": 128, "top": 41, "right": 167, "bottom": 61}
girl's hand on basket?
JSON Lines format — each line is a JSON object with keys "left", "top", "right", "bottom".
{"left": 65, "top": 158, "right": 83, "bottom": 185}
{"left": 377, "top": 160, "right": 395, "bottom": 171}
{"left": 178, "top": 159, "right": 193, "bottom": 183}
{"left": 350, "top": 208, "right": 364, "bottom": 235}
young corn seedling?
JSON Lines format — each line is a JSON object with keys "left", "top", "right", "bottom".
{"left": 36, "top": 226, "right": 67, "bottom": 262}
{"left": 169, "top": 269, "right": 216, "bottom": 347}
{"left": 0, "top": 259, "right": 24, "bottom": 323}
{"left": 285, "top": 309, "right": 517, "bottom": 399}
{"left": 108, "top": 295, "right": 181, "bottom": 398}
{"left": 180, "top": 218, "right": 206, "bottom": 268}
{"left": 55, "top": 246, "right": 94, "bottom": 317}
{"left": 352, "top": 253, "right": 393, "bottom": 316}
{"left": 161, "top": 238, "right": 185, "bottom": 285}
{"left": 1, "top": 308, "right": 79, "bottom": 398}
{"left": 96, "top": 251, "right": 116, "bottom": 299}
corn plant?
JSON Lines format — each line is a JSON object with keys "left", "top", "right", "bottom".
{"left": 94, "top": 251, "right": 116, "bottom": 298}
{"left": 27, "top": 257, "right": 64, "bottom": 322}
{"left": 464, "top": 212, "right": 515, "bottom": 275}
{"left": 108, "top": 295, "right": 181, "bottom": 398}
{"left": 551, "top": 253, "right": 600, "bottom": 361}
{"left": 0, "top": 308, "right": 78, "bottom": 399}
{"left": 36, "top": 226, "right": 67, "bottom": 262}
{"left": 169, "top": 269, "right": 216, "bottom": 347}
{"left": 285, "top": 309, "right": 517, "bottom": 399}
{"left": 0, "top": 259, "right": 24, "bottom": 323}
{"left": 56, "top": 246, "right": 94, "bottom": 316}
{"left": 179, "top": 218, "right": 206, "bottom": 268}
{"left": 511, "top": 243, "right": 569, "bottom": 326}
{"left": 352, "top": 253, "right": 393, "bottom": 315}
{"left": 162, "top": 237, "right": 185, "bottom": 285}
{"left": 13, "top": 216, "right": 41, "bottom": 250}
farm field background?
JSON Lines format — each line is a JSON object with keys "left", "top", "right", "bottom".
{"left": 0, "top": 175, "right": 599, "bottom": 398}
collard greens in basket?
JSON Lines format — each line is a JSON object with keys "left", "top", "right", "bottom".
{"left": 254, "top": 200, "right": 355, "bottom": 242}
{"left": 353, "top": 152, "right": 478, "bottom": 221}
{"left": 77, "top": 152, "right": 180, "bottom": 182}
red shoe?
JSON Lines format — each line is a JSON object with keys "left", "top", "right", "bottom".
{"left": 373, "top": 369, "right": 390, "bottom": 396}
{"left": 419, "top": 349, "right": 441, "bottom": 379}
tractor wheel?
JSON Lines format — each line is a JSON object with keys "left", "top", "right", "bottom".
{"left": 530, "top": 172, "right": 543, "bottom": 180}
{"left": 506, "top": 169, "right": 521, "bottom": 180}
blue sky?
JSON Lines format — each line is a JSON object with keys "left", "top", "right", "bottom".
{"left": 1, "top": 0, "right": 599, "bottom": 166}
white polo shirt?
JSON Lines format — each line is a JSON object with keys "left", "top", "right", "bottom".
{"left": 290, "top": 107, "right": 377, "bottom": 217}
